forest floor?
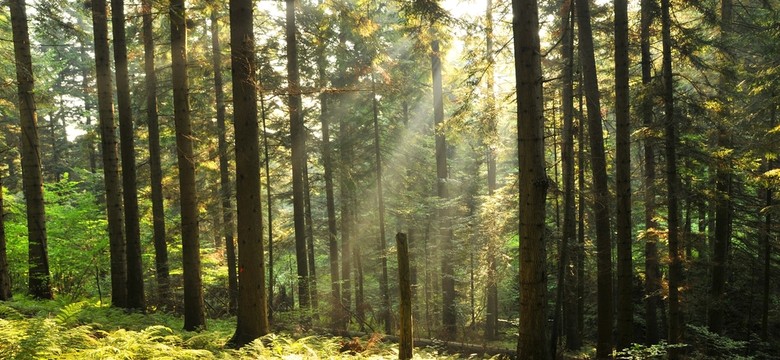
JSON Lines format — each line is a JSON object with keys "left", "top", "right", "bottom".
{"left": 0, "top": 297, "right": 509, "bottom": 359}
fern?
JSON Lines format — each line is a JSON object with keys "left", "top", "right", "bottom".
{"left": 55, "top": 301, "right": 87, "bottom": 326}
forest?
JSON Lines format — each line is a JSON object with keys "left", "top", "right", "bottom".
{"left": 1, "top": 0, "right": 779, "bottom": 358}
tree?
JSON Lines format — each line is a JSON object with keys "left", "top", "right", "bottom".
{"left": 141, "top": 0, "right": 170, "bottom": 310}
{"left": 111, "top": 0, "right": 144, "bottom": 311}
{"left": 513, "top": 0, "right": 548, "bottom": 358}
{"left": 286, "top": 0, "right": 310, "bottom": 310}
{"left": 210, "top": 3, "right": 238, "bottom": 315}
{"left": 575, "top": 0, "right": 613, "bottom": 356}
{"left": 371, "top": 73, "right": 391, "bottom": 334}
{"left": 170, "top": 0, "right": 206, "bottom": 331}
{"left": 228, "top": 0, "right": 270, "bottom": 345}
{"left": 0, "top": 175, "right": 11, "bottom": 301}
{"left": 662, "top": 0, "right": 684, "bottom": 353}
{"left": 90, "top": 0, "right": 125, "bottom": 307}
{"left": 614, "top": 0, "right": 633, "bottom": 349}
{"left": 484, "top": 0, "right": 499, "bottom": 341}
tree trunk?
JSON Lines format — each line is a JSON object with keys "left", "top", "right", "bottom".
{"left": 709, "top": 0, "right": 733, "bottom": 336}
{"left": 397, "top": 233, "right": 413, "bottom": 360}
{"left": 285, "top": 0, "right": 310, "bottom": 310}
{"left": 641, "top": 0, "right": 661, "bottom": 345}
{"left": 484, "top": 0, "right": 499, "bottom": 341}
{"left": 513, "top": 0, "right": 549, "bottom": 358}
{"left": 170, "top": 0, "right": 206, "bottom": 331}
{"left": 662, "top": 0, "right": 684, "bottom": 354}
{"left": 112, "top": 0, "right": 145, "bottom": 311}
{"left": 210, "top": 5, "right": 238, "bottom": 316}
{"left": 228, "top": 0, "right": 270, "bottom": 344}
{"left": 0, "top": 174, "right": 11, "bottom": 301}
{"left": 614, "top": 0, "right": 633, "bottom": 349}
{"left": 260, "top": 95, "right": 274, "bottom": 321}
{"left": 575, "top": 0, "right": 613, "bottom": 356}
{"left": 141, "top": 0, "right": 170, "bottom": 310}
{"left": 371, "top": 75, "right": 391, "bottom": 334}
{"left": 90, "top": 0, "right": 125, "bottom": 307}
{"left": 577, "top": 72, "right": 586, "bottom": 339}
{"left": 304, "top": 158, "right": 318, "bottom": 310}
{"left": 761, "top": 103, "right": 775, "bottom": 341}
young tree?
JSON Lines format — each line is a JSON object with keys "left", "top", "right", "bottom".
{"left": 228, "top": 0, "right": 270, "bottom": 345}
{"left": 285, "top": 0, "right": 310, "bottom": 310}
{"left": 170, "top": 0, "right": 206, "bottom": 330}
{"left": 484, "top": 0, "right": 499, "bottom": 341}
{"left": 90, "top": 0, "right": 125, "bottom": 307}
{"left": 575, "top": 0, "right": 613, "bottom": 355}
{"left": 614, "top": 0, "right": 633, "bottom": 349}
{"left": 210, "top": 4, "right": 238, "bottom": 315}
{"left": 141, "top": 0, "right": 170, "bottom": 310}
{"left": 0, "top": 175, "right": 11, "bottom": 301}
{"left": 111, "top": 0, "right": 144, "bottom": 311}
{"left": 513, "top": 0, "right": 548, "bottom": 358}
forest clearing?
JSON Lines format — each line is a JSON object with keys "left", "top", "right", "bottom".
{"left": 1, "top": 0, "right": 779, "bottom": 358}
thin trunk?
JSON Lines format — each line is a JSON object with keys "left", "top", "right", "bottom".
{"left": 372, "top": 75, "right": 391, "bottom": 334}
{"left": 641, "top": 0, "right": 661, "bottom": 345}
{"left": 337, "top": 10, "right": 352, "bottom": 328}
{"left": 211, "top": 6, "right": 237, "bottom": 315}
{"left": 513, "top": 0, "right": 549, "bottom": 358}
{"left": 576, "top": 0, "right": 613, "bottom": 355}
{"left": 80, "top": 39, "right": 97, "bottom": 175}
{"left": 142, "top": 0, "right": 170, "bottom": 310}
{"left": 355, "top": 244, "right": 366, "bottom": 332}
{"left": 0, "top": 174, "right": 11, "bottom": 300}
{"left": 397, "top": 233, "right": 413, "bottom": 360}
{"left": 576, "top": 68, "right": 586, "bottom": 339}
{"left": 91, "top": 0, "right": 125, "bottom": 307}
{"left": 171, "top": 0, "right": 206, "bottom": 331}
{"left": 112, "top": 0, "right": 145, "bottom": 311}
{"left": 261, "top": 95, "right": 274, "bottom": 320}
{"left": 303, "top": 159, "right": 318, "bottom": 309}
{"left": 662, "top": 0, "right": 684, "bottom": 354}
{"left": 285, "top": 0, "right": 309, "bottom": 310}
{"left": 229, "top": 0, "right": 271, "bottom": 343}
{"left": 432, "top": 37, "right": 457, "bottom": 340}
{"left": 615, "top": 0, "right": 632, "bottom": 349}
{"left": 761, "top": 103, "right": 775, "bottom": 340}
{"left": 709, "top": 0, "right": 733, "bottom": 335}
{"left": 484, "top": 0, "right": 499, "bottom": 341}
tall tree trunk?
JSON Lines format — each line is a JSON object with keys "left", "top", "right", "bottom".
{"left": 431, "top": 36, "right": 456, "bottom": 340}
{"left": 577, "top": 71, "right": 586, "bottom": 339}
{"left": 560, "top": 0, "right": 580, "bottom": 351}
{"left": 304, "top": 159, "right": 318, "bottom": 309}
{"left": 371, "top": 75, "right": 391, "bottom": 334}
{"left": 761, "top": 103, "right": 775, "bottom": 341}
{"left": 397, "top": 233, "right": 413, "bottom": 359}
{"left": 112, "top": 0, "right": 145, "bottom": 311}
{"left": 285, "top": 0, "right": 310, "bottom": 310}
{"left": 260, "top": 95, "right": 274, "bottom": 320}
{"left": 662, "top": 0, "right": 684, "bottom": 354}
{"left": 0, "top": 174, "right": 11, "bottom": 301}
{"left": 141, "top": 0, "right": 170, "bottom": 310}
{"left": 513, "top": 0, "right": 548, "bottom": 358}
{"left": 90, "top": 0, "right": 125, "bottom": 307}
{"left": 484, "top": 0, "right": 500, "bottom": 342}
{"left": 228, "top": 0, "right": 270, "bottom": 344}
{"left": 709, "top": 0, "right": 733, "bottom": 336}
{"left": 170, "top": 0, "right": 206, "bottom": 331}
{"left": 575, "top": 0, "right": 613, "bottom": 356}
{"left": 79, "top": 38, "right": 97, "bottom": 175}
{"left": 614, "top": 0, "right": 632, "bottom": 349}
{"left": 336, "top": 10, "right": 352, "bottom": 328}
{"left": 641, "top": 0, "right": 661, "bottom": 345}
{"left": 210, "top": 5, "right": 238, "bottom": 315}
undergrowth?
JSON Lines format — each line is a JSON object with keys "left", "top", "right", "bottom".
{"left": 0, "top": 297, "right": 501, "bottom": 359}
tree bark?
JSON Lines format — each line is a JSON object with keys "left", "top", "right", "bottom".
{"left": 260, "top": 95, "right": 274, "bottom": 320}
{"left": 90, "top": 0, "right": 125, "bottom": 307}
{"left": 304, "top": 160, "right": 318, "bottom": 310}
{"left": 513, "top": 0, "right": 549, "bottom": 358}
{"left": 575, "top": 0, "right": 613, "bottom": 356}
{"left": 0, "top": 174, "right": 11, "bottom": 300}
{"left": 170, "top": 0, "right": 206, "bottom": 331}
{"left": 228, "top": 0, "right": 270, "bottom": 344}
{"left": 397, "top": 233, "right": 413, "bottom": 360}
{"left": 484, "top": 0, "right": 500, "bottom": 341}
{"left": 371, "top": 75, "right": 391, "bottom": 334}
{"left": 112, "top": 0, "right": 145, "bottom": 311}
{"left": 210, "top": 5, "right": 238, "bottom": 316}
{"left": 761, "top": 103, "right": 775, "bottom": 341}
{"left": 141, "top": 0, "right": 170, "bottom": 310}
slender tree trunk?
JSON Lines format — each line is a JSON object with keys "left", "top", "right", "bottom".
{"left": 397, "top": 233, "right": 413, "bottom": 360}
{"left": 112, "top": 0, "right": 145, "bottom": 311}
{"left": 371, "top": 75, "right": 391, "bottom": 334}
{"left": 336, "top": 10, "right": 352, "bottom": 328}
{"left": 484, "top": 0, "right": 499, "bottom": 341}
{"left": 260, "top": 95, "right": 274, "bottom": 321}
{"left": 575, "top": 0, "right": 613, "bottom": 355}
{"left": 761, "top": 103, "right": 775, "bottom": 341}
{"left": 303, "top": 160, "right": 318, "bottom": 309}
{"left": 614, "top": 0, "right": 633, "bottom": 349}
{"left": 355, "top": 244, "right": 366, "bottom": 332}
{"left": 228, "top": 0, "right": 270, "bottom": 344}
{"left": 79, "top": 38, "right": 97, "bottom": 175}
{"left": 0, "top": 174, "right": 11, "bottom": 301}
{"left": 641, "top": 0, "right": 661, "bottom": 345}
{"left": 210, "top": 5, "right": 238, "bottom": 315}
{"left": 576, "top": 71, "right": 586, "bottom": 339}
{"left": 171, "top": 0, "right": 205, "bottom": 331}
{"left": 662, "top": 0, "right": 684, "bottom": 354}
{"left": 91, "top": 0, "right": 125, "bottom": 307}
{"left": 709, "top": 0, "right": 733, "bottom": 335}
{"left": 285, "top": 0, "right": 310, "bottom": 310}
{"left": 560, "top": 0, "right": 580, "bottom": 351}
{"left": 513, "top": 0, "right": 549, "bottom": 358}
{"left": 141, "top": 0, "right": 170, "bottom": 310}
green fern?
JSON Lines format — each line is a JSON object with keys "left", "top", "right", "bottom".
{"left": 55, "top": 301, "right": 87, "bottom": 326}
